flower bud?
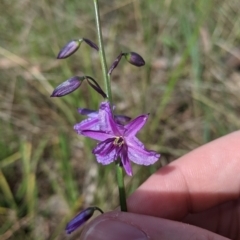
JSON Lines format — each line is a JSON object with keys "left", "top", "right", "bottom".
{"left": 123, "top": 52, "right": 145, "bottom": 67}
{"left": 50, "top": 76, "right": 84, "bottom": 97}
{"left": 66, "top": 207, "right": 103, "bottom": 234}
{"left": 57, "top": 40, "right": 82, "bottom": 59}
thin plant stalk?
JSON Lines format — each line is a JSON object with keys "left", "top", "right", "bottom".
{"left": 93, "top": 0, "right": 127, "bottom": 212}
{"left": 116, "top": 161, "right": 128, "bottom": 211}
{"left": 93, "top": 0, "right": 112, "bottom": 103}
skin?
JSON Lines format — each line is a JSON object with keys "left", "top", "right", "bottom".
{"left": 80, "top": 131, "right": 240, "bottom": 240}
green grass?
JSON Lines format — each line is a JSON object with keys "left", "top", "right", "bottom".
{"left": 1, "top": 0, "right": 240, "bottom": 239}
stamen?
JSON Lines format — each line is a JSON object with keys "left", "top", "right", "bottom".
{"left": 113, "top": 136, "right": 124, "bottom": 146}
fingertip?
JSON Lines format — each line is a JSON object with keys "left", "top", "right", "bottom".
{"left": 80, "top": 212, "right": 229, "bottom": 240}
{"left": 80, "top": 212, "right": 148, "bottom": 240}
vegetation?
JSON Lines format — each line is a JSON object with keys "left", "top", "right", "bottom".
{"left": 1, "top": 0, "right": 240, "bottom": 239}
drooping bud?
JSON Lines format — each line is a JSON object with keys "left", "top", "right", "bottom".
{"left": 66, "top": 207, "right": 103, "bottom": 234}
{"left": 108, "top": 53, "right": 123, "bottom": 75}
{"left": 57, "top": 40, "right": 82, "bottom": 59}
{"left": 123, "top": 52, "right": 145, "bottom": 67}
{"left": 50, "top": 76, "right": 84, "bottom": 97}
{"left": 82, "top": 38, "right": 99, "bottom": 51}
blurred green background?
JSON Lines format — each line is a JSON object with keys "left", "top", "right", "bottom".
{"left": 1, "top": 0, "right": 240, "bottom": 239}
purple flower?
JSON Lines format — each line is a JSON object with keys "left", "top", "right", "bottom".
{"left": 75, "top": 102, "right": 160, "bottom": 176}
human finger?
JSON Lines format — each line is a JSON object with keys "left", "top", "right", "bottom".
{"left": 127, "top": 131, "right": 240, "bottom": 220}
{"left": 80, "top": 211, "right": 229, "bottom": 240}
{"left": 183, "top": 198, "right": 240, "bottom": 239}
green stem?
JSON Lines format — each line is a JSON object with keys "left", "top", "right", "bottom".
{"left": 93, "top": 0, "right": 112, "bottom": 103}
{"left": 116, "top": 161, "right": 128, "bottom": 212}
{"left": 93, "top": 0, "right": 127, "bottom": 212}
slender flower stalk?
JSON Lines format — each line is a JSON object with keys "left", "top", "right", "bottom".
{"left": 93, "top": 0, "right": 112, "bottom": 103}
{"left": 116, "top": 161, "right": 128, "bottom": 211}
{"left": 93, "top": 0, "right": 127, "bottom": 211}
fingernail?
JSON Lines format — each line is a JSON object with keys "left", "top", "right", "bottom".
{"left": 81, "top": 218, "right": 148, "bottom": 240}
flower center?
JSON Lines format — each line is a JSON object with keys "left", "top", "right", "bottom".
{"left": 113, "top": 136, "right": 124, "bottom": 147}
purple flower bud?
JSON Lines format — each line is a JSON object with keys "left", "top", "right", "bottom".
{"left": 108, "top": 53, "right": 123, "bottom": 75}
{"left": 57, "top": 40, "right": 82, "bottom": 59}
{"left": 83, "top": 38, "right": 99, "bottom": 51}
{"left": 51, "top": 76, "right": 84, "bottom": 97}
{"left": 123, "top": 52, "right": 145, "bottom": 67}
{"left": 66, "top": 207, "right": 103, "bottom": 234}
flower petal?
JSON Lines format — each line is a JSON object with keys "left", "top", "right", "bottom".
{"left": 124, "top": 114, "right": 149, "bottom": 138}
{"left": 99, "top": 102, "right": 120, "bottom": 135}
{"left": 74, "top": 117, "right": 99, "bottom": 133}
{"left": 114, "top": 114, "right": 131, "bottom": 125}
{"left": 130, "top": 136, "right": 145, "bottom": 149}
{"left": 81, "top": 130, "right": 113, "bottom": 141}
{"left": 127, "top": 138, "right": 160, "bottom": 165}
{"left": 78, "top": 108, "right": 98, "bottom": 118}
{"left": 120, "top": 145, "right": 133, "bottom": 176}
{"left": 93, "top": 138, "right": 115, "bottom": 155}
{"left": 93, "top": 139, "right": 117, "bottom": 165}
